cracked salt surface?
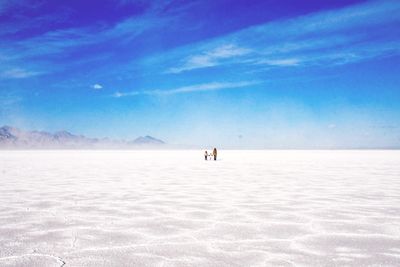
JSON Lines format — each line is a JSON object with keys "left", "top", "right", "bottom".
{"left": 0, "top": 150, "right": 400, "bottom": 266}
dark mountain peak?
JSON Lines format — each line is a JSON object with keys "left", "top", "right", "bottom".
{"left": 1, "top": 125, "right": 17, "bottom": 133}
{"left": 0, "top": 125, "right": 17, "bottom": 140}
{"left": 1, "top": 125, "right": 12, "bottom": 130}
{"left": 133, "top": 135, "right": 165, "bottom": 145}
{"left": 54, "top": 130, "right": 75, "bottom": 138}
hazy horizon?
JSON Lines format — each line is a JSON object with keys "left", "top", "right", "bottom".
{"left": 1, "top": 0, "right": 399, "bottom": 148}
{"left": 1, "top": 124, "right": 400, "bottom": 150}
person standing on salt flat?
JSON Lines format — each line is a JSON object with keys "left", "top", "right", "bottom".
{"left": 204, "top": 150, "right": 208, "bottom": 160}
{"left": 213, "top": 148, "right": 217, "bottom": 161}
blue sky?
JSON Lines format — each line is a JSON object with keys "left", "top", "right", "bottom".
{"left": 0, "top": 0, "right": 399, "bottom": 148}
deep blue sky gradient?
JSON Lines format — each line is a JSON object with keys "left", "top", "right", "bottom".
{"left": 1, "top": 0, "right": 399, "bottom": 148}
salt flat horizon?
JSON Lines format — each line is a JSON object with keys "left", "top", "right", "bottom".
{"left": 1, "top": 150, "right": 400, "bottom": 266}
{"left": 2, "top": 148, "right": 400, "bottom": 151}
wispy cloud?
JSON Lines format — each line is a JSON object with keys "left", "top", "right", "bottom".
{"left": 5, "top": 15, "right": 166, "bottom": 60}
{"left": 166, "top": 44, "right": 251, "bottom": 73}
{"left": 0, "top": 0, "right": 181, "bottom": 76}
{"left": 112, "top": 91, "right": 140, "bottom": 98}
{"left": 0, "top": 92, "right": 22, "bottom": 106}
{"left": 0, "top": 68, "right": 41, "bottom": 79}
{"left": 258, "top": 58, "right": 300, "bottom": 66}
{"left": 112, "top": 80, "right": 260, "bottom": 98}
{"left": 162, "top": 0, "right": 400, "bottom": 73}
{"left": 148, "top": 81, "right": 259, "bottom": 95}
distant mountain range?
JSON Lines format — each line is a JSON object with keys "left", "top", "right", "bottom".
{"left": 0, "top": 126, "right": 165, "bottom": 149}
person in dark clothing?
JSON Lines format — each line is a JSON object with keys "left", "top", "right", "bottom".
{"left": 204, "top": 150, "right": 208, "bottom": 160}
{"left": 213, "top": 148, "right": 217, "bottom": 161}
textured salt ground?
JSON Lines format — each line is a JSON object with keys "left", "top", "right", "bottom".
{"left": 0, "top": 150, "right": 400, "bottom": 266}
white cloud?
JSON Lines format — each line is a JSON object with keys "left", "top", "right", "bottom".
{"left": 0, "top": 68, "right": 40, "bottom": 79}
{"left": 259, "top": 58, "right": 300, "bottom": 66}
{"left": 112, "top": 80, "right": 260, "bottom": 97}
{"left": 112, "top": 91, "right": 140, "bottom": 98}
{"left": 92, "top": 84, "right": 103, "bottom": 90}
{"left": 208, "top": 44, "right": 251, "bottom": 58}
{"left": 163, "top": 0, "right": 400, "bottom": 73}
{"left": 167, "top": 44, "right": 251, "bottom": 73}
{"left": 148, "top": 80, "right": 259, "bottom": 95}
{"left": 0, "top": 0, "right": 177, "bottom": 77}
